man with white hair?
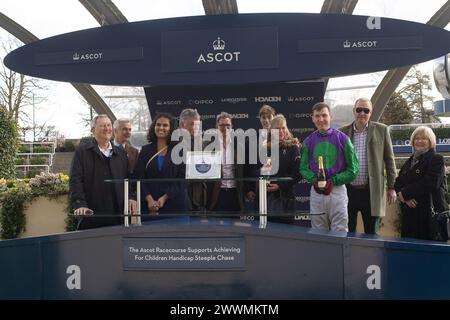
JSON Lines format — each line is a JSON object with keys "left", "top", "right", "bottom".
{"left": 113, "top": 118, "right": 139, "bottom": 174}
{"left": 340, "top": 98, "right": 397, "bottom": 235}
{"left": 69, "top": 114, "right": 130, "bottom": 230}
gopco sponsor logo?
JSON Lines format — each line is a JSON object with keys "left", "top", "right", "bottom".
{"left": 254, "top": 96, "right": 281, "bottom": 103}
{"left": 197, "top": 37, "right": 241, "bottom": 63}
{"left": 188, "top": 99, "right": 214, "bottom": 105}
{"left": 72, "top": 52, "right": 103, "bottom": 61}
{"left": 289, "top": 113, "right": 312, "bottom": 119}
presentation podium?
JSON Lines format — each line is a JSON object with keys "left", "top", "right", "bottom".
{"left": 1, "top": 215, "right": 450, "bottom": 299}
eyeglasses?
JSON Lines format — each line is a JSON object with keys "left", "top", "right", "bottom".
{"left": 355, "top": 107, "right": 371, "bottom": 114}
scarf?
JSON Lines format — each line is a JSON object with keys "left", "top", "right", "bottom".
{"left": 410, "top": 148, "right": 429, "bottom": 168}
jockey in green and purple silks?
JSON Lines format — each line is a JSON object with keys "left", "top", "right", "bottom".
{"left": 300, "top": 102, "right": 358, "bottom": 232}
{"left": 300, "top": 128, "right": 359, "bottom": 186}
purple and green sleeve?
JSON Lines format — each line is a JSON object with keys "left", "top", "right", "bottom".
{"left": 300, "top": 144, "right": 316, "bottom": 183}
{"left": 331, "top": 140, "right": 359, "bottom": 186}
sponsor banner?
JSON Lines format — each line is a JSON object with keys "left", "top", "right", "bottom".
{"left": 161, "top": 27, "right": 278, "bottom": 72}
{"left": 393, "top": 138, "right": 450, "bottom": 145}
{"left": 35, "top": 47, "right": 144, "bottom": 65}
{"left": 298, "top": 36, "right": 422, "bottom": 53}
{"left": 146, "top": 81, "right": 323, "bottom": 140}
{"left": 145, "top": 81, "right": 323, "bottom": 220}
{"left": 392, "top": 138, "right": 450, "bottom": 153}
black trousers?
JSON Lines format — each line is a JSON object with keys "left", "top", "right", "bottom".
{"left": 347, "top": 186, "right": 380, "bottom": 234}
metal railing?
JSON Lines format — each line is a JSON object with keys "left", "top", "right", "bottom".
{"left": 120, "top": 177, "right": 288, "bottom": 229}
{"left": 70, "top": 177, "right": 319, "bottom": 230}
{"left": 15, "top": 141, "right": 57, "bottom": 178}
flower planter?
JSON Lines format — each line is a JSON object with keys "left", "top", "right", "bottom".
{"left": 20, "top": 195, "right": 68, "bottom": 238}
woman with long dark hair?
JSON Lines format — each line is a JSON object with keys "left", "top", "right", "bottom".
{"left": 134, "top": 113, "right": 189, "bottom": 218}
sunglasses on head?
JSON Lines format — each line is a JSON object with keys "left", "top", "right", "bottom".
{"left": 355, "top": 107, "right": 371, "bottom": 114}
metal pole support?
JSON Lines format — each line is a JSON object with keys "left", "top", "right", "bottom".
{"left": 124, "top": 179, "right": 129, "bottom": 227}
{"left": 258, "top": 177, "right": 267, "bottom": 229}
{"left": 136, "top": 180, "right": 142, "bottom": 226}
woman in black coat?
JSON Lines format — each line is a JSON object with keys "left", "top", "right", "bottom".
{"left": 134, "top": 113, "right": 189, "bottom": 220}
{"left": 394, "top": 126, "right": 448, "bottom": 241}
{"left": 262, "top": 114, "right": 301, "bottom": 223}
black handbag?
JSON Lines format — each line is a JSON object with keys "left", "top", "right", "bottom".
{"left": 429, "top": 175, "right": 449, "bottom": 242}
{"left": 429, "top": 207, "right": 449, "bottom": 242}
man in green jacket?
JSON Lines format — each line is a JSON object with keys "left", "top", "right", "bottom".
{"left": 339, "top": 98, "right": 397, "bottom": 234}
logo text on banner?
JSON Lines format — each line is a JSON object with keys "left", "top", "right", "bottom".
{"left": 298, "top": 36, "right": 422, "bottom": 53}
{"left": 161, "top": 27, "right": 279, "bottom": 72}
{"left": 35, "top": 47, "right": 144, "bottom": 65}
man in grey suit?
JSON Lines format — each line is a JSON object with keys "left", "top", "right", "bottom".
{"left": 339, "top": 98, "right": 397, "bottom": 234}
{"left": 113, "top": 118, "right": 139, "bottom": 174}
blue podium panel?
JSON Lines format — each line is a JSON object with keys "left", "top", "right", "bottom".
{"left": 343, "top": 239, "right": 386, "bottom": 300}
{"left": 383, "top": 241, "right": 450, "bottom": 299}
{"left": 36, "top": 224, "right": 344, "bottom": 299}
{"left": 2, "top": 219, "right": 450, "bottom": 299}
{"left": 0, "top": 239, "right": 42, "bottom": 299}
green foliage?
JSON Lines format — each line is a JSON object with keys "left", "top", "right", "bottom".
{"left": 19, "top": 144, "right": 31, "bottom": 153}
{"left": 30, "top": 157, "right": 47, "bottom": 165}
{"left": 0, "top": 179, "right": 31, "bottom": 239}
{"left": 0, "top": 107, "right": 18, "bottom": 178}
{"left": 63, "top": 140, "right": 75, "bottom": 152}
{"left": 15, "top": 157, "right": 26, "bottom": 165}
{"left": 393, "top": 204, "right": 403, "bottom": 237}
{"left": 380, "top": 92, "right": 413, "bottom": 125}
{"left": 33, "top": 145, "right": 52, "bottom": 153}
{"left": 390, "top": 127, "right": 450, "bottom": 141}
{"left": 0, "top": 173, "right": 70, "bottom": 239}
{"left": 26, "top": 168, "right": 43, "bottom": 178}
{"left": 18, "top": 144, "right": 52, "bottom": 154}
{"left": 64, "top": 201, "right": 78, "bottom": 232}
{"left": 79, "top": 136, "right": 93, "bottom": 145}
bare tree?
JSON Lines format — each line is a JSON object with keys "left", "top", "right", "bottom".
{"left": 398, "top": 66, "right": 439, "bottom": 123}
{"left": 0, "top": 35, "right": 46, "bottom": 124}
{"left": 100, "top": 86, "right": 150, "bottom": 131}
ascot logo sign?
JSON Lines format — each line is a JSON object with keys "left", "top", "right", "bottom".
{"left": 197, "top": 37, "right": 241, "bottom": 64}
{"left": 72, "top": 51, "right": 104, "bottom": 61}
{"left": 343, "top": 40, "right": 378, "bottom": 49}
